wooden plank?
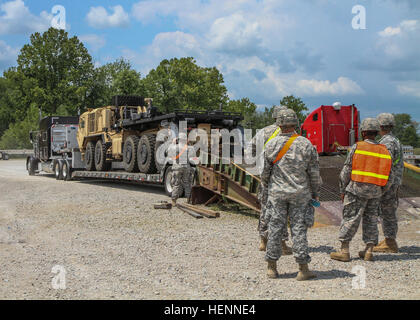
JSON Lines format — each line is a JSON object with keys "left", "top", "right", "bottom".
{"left": 176, "top": 205, "right": 204, "bottom": 219}
{"left": 178, "top": 203, "right": 220, "bottom": 218}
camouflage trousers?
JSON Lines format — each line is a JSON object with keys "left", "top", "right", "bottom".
{"left": 257, "top": 186, "right": 289, "bottom": 240}
{"left": 339, "top": 192, "right": 379, "bottom": 245}
{"left": 264, "top": 197, "right": 312, "bottom": 264}
{"left": 171, "top": 167, "right": 194, "bottom": 200}
{"left": 259, "top": 203, "right": 289, "bottom": 240}
{"left": 379, "top": 184, "right": 399, "bottom": 239}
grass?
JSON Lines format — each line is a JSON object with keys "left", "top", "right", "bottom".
{"left": 413, "top": 148, "right": 420, "bottom": 155}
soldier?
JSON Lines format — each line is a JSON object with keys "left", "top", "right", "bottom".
{"left": 168, "top": 133, "right": 196, "bottom": 206}
{"left": 261, "top": 109, "right": 321, "bottom": 280}
{"left": 330, "top": 118, "right": 394, "bottom": 262}
{"left": 249, "top": 105, "right": 292, "bottom": 255}
{"left": 373, "top": 113, "right": 404, "bottom": 253}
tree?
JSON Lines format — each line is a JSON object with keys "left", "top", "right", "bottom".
{"left": 280, "top": 95, "right": 309, "bottom": 125}
{"left": 225, "top": 98, "right": 257, "bottom": 128}
{"left": 393, "top": 113, "right": 420, "bottom": 147}
{"left": 13, "top": 27, "right": 95, "bottom": 116}
{"left": 142, "top": 57, "right": 228, "bottom": 112}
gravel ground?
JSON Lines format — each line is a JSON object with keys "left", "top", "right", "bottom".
{"left": 0, "top": 159, "right": 419, "bottom": 300}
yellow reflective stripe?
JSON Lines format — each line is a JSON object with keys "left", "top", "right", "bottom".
{"left": 355, "top": 150, "right": 391, "bottom": 159}
{"left": 264, "top": 127, "right": 281, "bottom": 147}
{"left": 351, "top": 170, "right": 389, "bottom": 180}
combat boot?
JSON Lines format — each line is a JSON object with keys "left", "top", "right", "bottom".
{"left": 267, "top": 260, "right": 279, "bottom": 279}
{"left": 359, "top": 244, "right": 374, "bottom": 261}
{"left": 282, "top": 240, "right": 293, "bottom": 255}
{"left": 330, "top": 241, "right": 350, "bottom": 262}
{"left": 373, "top": 238, "right": 398, "bottom": 253}
{"left": 259, "top": 236, "right": 267, "bottom": 251}
{"left": 296, "top": 264, "right": 316, "bottom": 281}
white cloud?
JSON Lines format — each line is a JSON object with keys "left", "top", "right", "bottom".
{"left": 0, "top": 40, "right": 19, "bottom": 69}
{"left": 397, "top": 82, "right": 420, "bottom": 98}
{"left": 79, "top": 34, "right": 106, "bottom": 51}
{"left": 379, "top": 20, "right": 418, "bottom": 37}
{"left": 0, "top": 0, "right": 53, "bottom": 35}
{"left": 207, "top": 13, "right": 262, "bottom": 55}
{"left": 297, "top": 77, "right": 364, "bottom": 96}
{"left": 86, "top": 5, "right": 129, "bottom": 29}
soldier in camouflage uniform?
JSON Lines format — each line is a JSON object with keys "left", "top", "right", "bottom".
{"left": 373, "top": 113, "right": 404, "bottom": 253}
{"left": 330, "top": 118, "right": 395, "bottom": 262}
{"left": 249, "top": 105, "right": 292, "bottom": 254}
{"left": 261, "top": 109, "right": 321, "bottom": 281}
{"left": 168, "top": 133, "right": 196, "bottom": 206}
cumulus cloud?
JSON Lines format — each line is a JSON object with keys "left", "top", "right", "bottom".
{"left": 79, "top": 34, "right": 106, "bottom": 52}
{"left": 397, "top": 82, "right": 420, "bottom": 98}
{"left": 0, "top": 40, "right": 19, "bottom": 69}
{"left": 297, "top": 77, "right": 364, "bottom": 96}
{"left": 86, "top": 5, "right": 129, "bottom": 29}
{"left": 0, "top": 0, "right": 53, "bottom": 35}
{"left": 379, "top": 20, "right": 418, "bottom": 37}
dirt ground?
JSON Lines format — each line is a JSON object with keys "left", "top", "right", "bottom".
{"left": 0, "top": 159, "right": 419, "bottom": 300}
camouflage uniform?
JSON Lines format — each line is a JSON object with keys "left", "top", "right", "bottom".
{"left": 168, "top": 143, "right": 196, "bottom": 201}
{"left": 261, "top": 133, "right": 321, "bottom": 263}
{"left": 250, "top": 123, "right": 289, "bottom": 240}
{"left": 338, "top": 139, "right": 395, "bottom": 244}
{"left": 377, "top": 113, "right": 404, "bottom": 240}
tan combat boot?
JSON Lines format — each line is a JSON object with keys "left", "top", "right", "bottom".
{"left": 296, "top": 264, "right": 316, "bottom": 281}
{"left": 359, "top": 244, "right": 374, "bottom": 261}
{"left": 259, "top": 237, "right": 267, "bottom": 251}
{"left": 373, "top": 238, "right": 398, "bottom": 253}
{"left": 282, "top": 240, "right": 293, "bottom": 255}
{"left": 330, "top": 241, "right": 350, "bottom": 262}
{"left": 267, "top": 260, "right": 279, "bottom": 279}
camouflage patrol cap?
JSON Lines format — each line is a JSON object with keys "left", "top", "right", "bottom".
{"left": 377, "top": 113, "right": 395, "bottom": 127}
{"left": 272, "top": 105, "right": 288, "bottom": 119}
{"left": 360, "top": 118, "right": 380, "bottom": 132}
{"left": 276, "top": 108, "right": 298, "bottom": 126}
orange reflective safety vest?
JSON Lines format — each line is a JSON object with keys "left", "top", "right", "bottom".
{"left": 351, "top": 141, "right": 392, "bottom": 187}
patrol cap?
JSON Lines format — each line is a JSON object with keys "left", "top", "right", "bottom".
{"left": 360, "top": 118, "right": 380, "bottom": 132}
{"left": 272, "top": 105, "right": 288, "bottom": 119}
{"left": 377, "top": 113, "right": 395, "bottom": 127}
{"left": 276, "top": 109, "right": 298, "bottom": 126}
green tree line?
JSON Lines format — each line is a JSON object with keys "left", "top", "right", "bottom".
{"left": 0, "top": 28, "right": 419, "bottom": 149}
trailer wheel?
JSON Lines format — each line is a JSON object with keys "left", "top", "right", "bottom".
{"left": 54, "top": 160, "right": 63, "bottom": 180}
{"left": 85, "top": 141, "right": 95, "bottom": 171}
{"left": 164, "top": 166, "right": 174, "bottom": 197}
{"left": 95, "top": 140, "right": 109, "bottom": 172}
{"left": 27, "top": 158, "right": 36, "bottom": 176}
{"left": 137, "top": 134, "right": 157, "bottom": 174}
{"left": 62, "top": 160, "right": 72, "bottom": 181}
{"left": 3, "top": 153, "right": 9, "bottom": 160}
{"left": 123, "top": 135, "right": 140, "bottom": 173}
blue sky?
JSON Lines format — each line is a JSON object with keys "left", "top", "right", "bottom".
{"left": 0, "top": 0, "right": 419, "bottom": 121}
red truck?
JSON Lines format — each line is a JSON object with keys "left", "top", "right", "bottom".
{"left": 301, "top": 103, "right": 360, "bottom": 154}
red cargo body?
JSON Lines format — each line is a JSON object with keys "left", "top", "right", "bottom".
{"left": 301, "top": 105, "right": 359, "bottom": 154}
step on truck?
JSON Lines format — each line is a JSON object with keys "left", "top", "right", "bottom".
{"left": 27, "top": 95, "right": 244, "bottom": 196}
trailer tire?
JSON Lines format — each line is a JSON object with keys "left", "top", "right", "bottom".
{"left": 27, "top": 158, "right": 36, "bottom": 176}
{"left": 123, "top": 136, "right": 140, "bottom": 173}
{"left": 62, "top": 160, "right": 72, "bottom": 181}
{"left": 3, "top": 153, "right": 9, "bottom": 160}
{"left": 137, "top": 134, "right": 157, "bottom": 174}
{"left": 85, "top": 141, "right": 96, "bottom": 171}
{"left": 95, "top": 140, "right": 109, "bottom": 172}
{"left": 54, "top": 160, "right": 63, "bottom": 180}
{"left": 164, "top": 166, "right": 174, "bottom": 197}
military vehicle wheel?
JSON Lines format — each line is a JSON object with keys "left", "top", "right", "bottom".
{"left": 164, "top": 166, "right": 174, "bottom": 197}
{"left": 123, "top": 136, "right": 140, "bottom": 173}
{"left": 54, "top": 160, "right": 63, "bottom": 180}
{"left": 85, "top": 141, "right": 96, "bottom": 171}
{"left": 27, "top": 158, "right": 36, "bottom": 176}
{"left": 95, "top": 140, "right": 109, "bottom": 172}
{"left": 62, "top": 160, "right": 72, "bottom": 181}
{"left": 155, "top": 139, "right": 168, "bottom": 172}
{"left": 137, "top": 134, "right": 157, "bottom": 174}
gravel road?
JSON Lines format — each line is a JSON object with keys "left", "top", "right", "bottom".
{"left": 0, "top": 160, "right": 419, "bottom": 300}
